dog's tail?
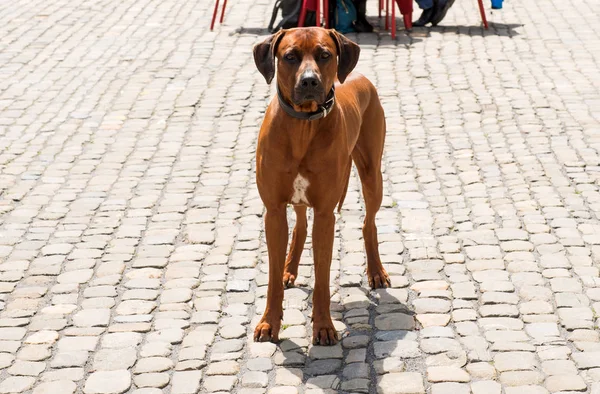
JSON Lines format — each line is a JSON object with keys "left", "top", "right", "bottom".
{"left": 337, "top": 161, "right": 352, "bottom": 213}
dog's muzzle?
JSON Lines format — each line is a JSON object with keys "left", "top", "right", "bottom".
{"left": 294, "top": 71, "right": 325, "bottom": 104}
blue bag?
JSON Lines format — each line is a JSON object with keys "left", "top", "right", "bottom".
{"left": 335, "top": 0, "right": 357, "bottom": 33}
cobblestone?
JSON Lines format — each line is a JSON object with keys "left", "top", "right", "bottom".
{"left": 83, "top": 371, "right": 131, "bottom": 394}
{"left": 1, "top": 0, "right": 600, "bottom": 391}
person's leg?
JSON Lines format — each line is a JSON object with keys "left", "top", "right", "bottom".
{"left": 430, "top": 0, "right": 456, "bottom": 25}
{"left": 415, "top": 0, "right": 433, "bottom": 9}
{"left": 352, "top": 0, "right": 373, "bottom": 32}
{"left": 413, "top": 0, "right": 436, "bottom": 26}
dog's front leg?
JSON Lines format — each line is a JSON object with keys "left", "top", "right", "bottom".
{"left": 311, "top": 210, "right": 339, "bottom": 346}
{"left": 254, "top": 205, "right": 288, "bottom": 342}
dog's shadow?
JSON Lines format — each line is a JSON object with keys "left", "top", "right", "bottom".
{"left": 252, "top": 282, "right": 418, "bottom": 392}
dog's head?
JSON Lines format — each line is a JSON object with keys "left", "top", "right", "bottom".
{"left": 253, "top": 27, "right": 360, "bottom": 112}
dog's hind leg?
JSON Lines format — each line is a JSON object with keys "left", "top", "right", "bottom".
{"left": 283, "top": 205, "right": 307, "bottom": 287}
{"left": 352, "top": 100, "right": 390, "bottom": 289}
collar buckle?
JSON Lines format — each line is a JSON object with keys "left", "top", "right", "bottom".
{"left": 307, "top": 104, "right": 330, "bottom": 121}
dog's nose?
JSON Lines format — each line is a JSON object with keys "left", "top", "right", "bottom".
{"left": 301, "top": 75, "right": 319, "bottom": 88}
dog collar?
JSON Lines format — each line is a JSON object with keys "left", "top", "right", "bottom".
{"left": 277, "top": 86, "right": 336, "bottom": 121}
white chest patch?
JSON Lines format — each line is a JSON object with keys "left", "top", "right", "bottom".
{"left": 291, "top": 174, "right": 310, "bottom": 205}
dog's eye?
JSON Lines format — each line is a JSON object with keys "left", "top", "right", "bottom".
{"left": 321, "top": 52, "right": 331, "bottom": 60}
{"left": 284, "top": 53, "right": 296, "bottom": 62}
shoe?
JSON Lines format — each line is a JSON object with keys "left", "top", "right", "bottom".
{"left": 352, "top": 17, "right": 373, "bottom": 32}
{"left": 412, "top": 4, "right": 436, "bottom": 27}
{"left": 430, "top": 0, "right": 456, "bottom": 26}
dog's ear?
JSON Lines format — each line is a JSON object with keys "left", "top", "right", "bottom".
{"left": 253, "top": 31, "right": 286, "bottom": 84}
{"left": 328, "top": 30, "right": 360, "bottom": 84}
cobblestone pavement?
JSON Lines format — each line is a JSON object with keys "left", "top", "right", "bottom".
{"left": 1, "top": 0, "right": 600, "bottom": 392}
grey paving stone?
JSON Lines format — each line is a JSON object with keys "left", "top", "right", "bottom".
{"left": 249, "top": 342, "right": 277, "bottom": 357}
{"left": 377, "top": 372, "right": 425, "bottom": 394}
{"left": 100, "top": 333, "right": 142, "bottom": 348}
{"left": 273, "top": 351, "right": 306, "bottom": 366}
{"left": 343, "top": 362, "right": 369, "bottom": 379}
{"left": 0, "top": 376, "right": 36, "bottom": 393}
{"left": 133, "top": 373, "right": 170, "bottom": 388}
{"left": 57, "top": 337, "right": 98, "bottom": 352}
{"left": 341, "top": 378, "right": 370, "bottom": 392}
{"left": 0, "top": 353, "right": 15, "bottom": 369}
{"left": 430, "top": 383, "right": 470, "bottom": 394}
{"left": 32, "top": 380, "right": 77, "bottom": 394}
{"left": 471, "top": 380, "right": 501, "bottom": 394}
{"left": 306, "top": 359, "right": 342, "bottom": 375}
{"left": 346, "top": 348, "right": 366, "bottom": 363}
{"left": 39, "top": 368, "right": 84, "bottom": 382}
{"left": 202, "top": 375, "right": 236, "bottom": 392}
{"left": 246, "top": 358, "right": 272, "bottom": 371}
{"left": 275, "top": 368, "right": 302, "bottom": 386}
{"left": 177, "top": 346, "right": 206, "bottom": 361}
{"left": 374, "top": 340, "right": 421, "bottom": 358}
{"left": 374, "top": 313, "right": 415, "bottom": 331}
{"left": 242, "top": 371, "right": 268, "bottom": 388}
{"left": 427, "top": 366, "right": 471, "bottom": 382}
{"left": 544, "top": 374, "right": 587, "bottom": 392}
{"left": 133, "top": 357, "right": 174, "bottom": 374}
{"left": 0, "top": 328, "right": 26, "bottom": 340}
{"left": 50, "top": 351, "right": 89, "bottom": 368}
{"left": 306, "top": 375, "right": 340, "bottom": 390}
{"left": 3, "top": 1, "right": 600, "bottom": 393}
{"left": 572, "top": 352, "right": 600, "bottom": 369}
{"left": 72, "top": 309, "right": 111, "bottom": 327}
{"left": 504, "top": 387, "right": 549, "bottom": 394}
{"left": 308, "top": 344, "right": 343, "bottom": 359}
{"left": 499, "top": 371, "right": 544, "bottom": 386}
{"left": 205, "top": 360, "right": 240, "bottom": 375}
{"left": 269, "top": 387, "right": 298, "bottom": 394}
{"left": 24, "top": 331, "right": 58, "bottom": 345}
{"left": 342, "top": 335, "right": 370, "bottom": 349}
{"left": 413, "top": 299, "right": 451, "bottom": 314}
{"left": 374, "top": 358, "right": 405, "bottom": 374}
{"left": 7, "top": 360, "right": 45, "bottom": 376}
{"left": 83, "top": 370, "right": 131, "bottom": 394}
{"left": 17, "top": 345, "right": 52, "bottom": 361}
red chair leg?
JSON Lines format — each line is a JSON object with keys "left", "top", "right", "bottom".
{"left": 324, "top": 0, "right": 329, "bottom": 28}
{"left": 379, "top": 0, "right": 382, "bottom": 18}
{"left": 385, "top": 0, "right": 389, "bottom": 30}
{"left": 210, "top": 0, "right": 220, "bottom": 30}
{"left": 219, "top": 0, "right": 228, "bottom": 23}
{"left": 298, "top": 0, "right": 308, "bottom": 27}
{"left": 396, "top": 0, "right": 412, "bottom": 30}
{"left": 477, "top": 0, "right": 488, "bottom": 29}
{"left": 403, "top": 12, "right": 412, "bottom": 30}
{"left": 316, "top": 0, "right": 320, "bottom": 26}
{"left": 391, "top": 0, "right": 396, "bottom": 39}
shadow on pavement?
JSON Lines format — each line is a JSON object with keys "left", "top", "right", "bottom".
{"left": 274, "top": 286, "right": 417, "bottom": 392}
{"left": 233, "top": 25, "right": 423, "bottom": 46}
{"left": 425, "top": 22, "right": 523, "bottom": 36}
{"left": 233, "top": 27, "right": 271, "bottom": 36}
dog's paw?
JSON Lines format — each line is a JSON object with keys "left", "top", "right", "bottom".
{"left": 283, "top": 271, "right": 296, "bottom": 287}
{"left": 368, "top": 267, "right": 391, "bottom": 289}
{"left": 254, "top": 319, "right": 280, "bottom": 343}
{"left": 312, "top": 320, "right": 339, "bottom": 346}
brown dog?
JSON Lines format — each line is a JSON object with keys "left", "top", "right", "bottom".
{"left": 253, "top": 27, "right": 389, "bottom": 346}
